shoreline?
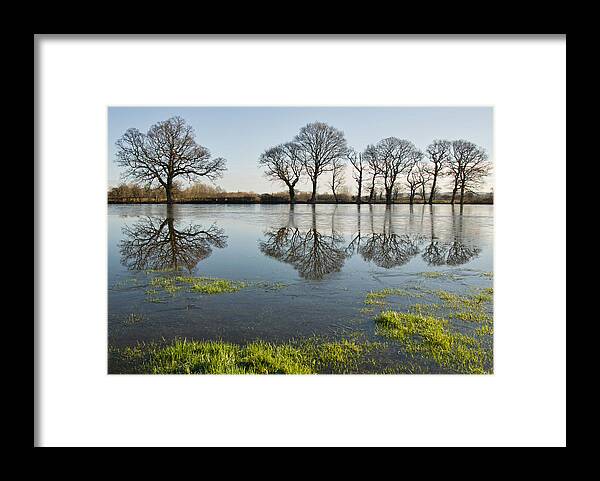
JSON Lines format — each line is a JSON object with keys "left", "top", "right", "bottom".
{"left": 108, "top": 200, "right": 494, "bottom": 206}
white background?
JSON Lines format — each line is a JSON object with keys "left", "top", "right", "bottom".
{"left": 36, "top": 35, "right": 566, "bottom": 447}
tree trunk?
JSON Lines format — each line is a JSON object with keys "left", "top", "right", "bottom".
{"left": 428, "top": 174, "right": 437, "bottom": 204}
{"left": 166, "top": 182, "right": 174, "bottom": 204}
{"left": 288, "top": 185, "right": 296, "bottom": 204}
{"left": 310, "top": 178, "right": 317, "bottom": 203}
{"left": 385, "top": 187, "right": 392, "bottom": 205}
{"left": 357, "top": 174, "right": 362, "bottom": 204}
{"left": 368, "top": 177, "right": 376, "bottom": 203}
{"left": 450, "top": 184, "right": 458, "bottom": 204}
{"left": 459, "top": 183, "right": 466, "bottom": 205}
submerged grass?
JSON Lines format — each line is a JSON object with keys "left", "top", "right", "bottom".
{"left": 147, "top": 275, "right": 247, "bottom": 300}
{"left": 124, "top": 313, "right": 144, "bottom": 325}
{"left": 435, "top": 287, "right": 493, "bottom": 323}
{"left": 364, "top": 288, "right": 423, "bottom": 306}
{"left": 363, "top": 283, "right": 493, "bottom": 374}
{"left": 374, "top": 311, "right": 491, "bottom": 374}
{"left": 110, "top": 337, "right": 377, "bottom": 374}
{"left": 419, "top": 271, "right": 465, "bottom": 280}
{"left": 420, "top": 271, "right": 444, "bottom": 278}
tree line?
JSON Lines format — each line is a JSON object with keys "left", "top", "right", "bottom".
{"left": 114, "top": 116, "right": 492, "bottom": 205}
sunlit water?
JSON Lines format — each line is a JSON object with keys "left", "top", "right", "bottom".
{"left": 108, "top": 204, "right": 493, "bottom": 368}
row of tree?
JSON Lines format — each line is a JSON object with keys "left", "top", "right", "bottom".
{"left": 114, "top": 116, "right": 491, "bottom": 205}
{"left": 259, "top": 122, "right": 491, "bottom": 205}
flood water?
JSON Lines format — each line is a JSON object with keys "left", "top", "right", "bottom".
{"left": 108, "top": 203, "right": 493, "bottom": 371}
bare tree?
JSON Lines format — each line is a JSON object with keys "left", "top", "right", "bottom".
{"left": 406, "top": 169, "right": 421, "bottom": 205}
{"left": 329, "top": 157, "right": 346, "bottom": 203}
{"left": 363, "top": 144, "right": 380, "bottom": 203}
{"left": 119, "top": 214, "right": 227, "bottom": 272}
{"left": 421, "top": 207, "right": 480, "bottom": 266}
{"left": 258, "top": 142, "right": 304, "bottom": 203}
{"left": 359, "top": 208, "right": 422, "bottom": 268}
{"left": 294, "top": 122, "right": 348, "bottom": 203}
{"left": 459, "top": 153, "right": 491, "bottom": 205}
{"left": 376, "top": 137, "right": 421, "bottom": 204}
{"left": 347, "top": 148, "right": 366, "bottom": 204}
{"left": 448, "top": 140, "right": 491, "bottom": 205}
{"left": 416, "top": 161, "right": 432, "bottom": 203}
{"left": 258, "top": 208, "right": 348, "bottom": 280}
{"left": 115, "top": 117, "right": 227, "bottom": 204}
{"left": 425, "top": 140, "right": 451, "bottom": 204}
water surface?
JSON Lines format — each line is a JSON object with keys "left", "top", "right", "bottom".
{"left": 108, "top": 204, "right": 493, "bottom": 369}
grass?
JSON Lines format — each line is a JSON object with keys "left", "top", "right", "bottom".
{"left": 475, "top": 323, "right": 494, "bottom": 337}
{"left": 109, "top": 337, "right": 377, "bottom": 374}
{"left": 420, "top": 271, "right": 444, "bottom": 278}
{"left": 364, "top": 288, "right": 422, "bottom": 306}
{"left": 434, "top": 287, "right": 493, "bottom": 323}
{"left": 111, "top": 275, "right": 493, "bottom": 375}
{"left": 124, "top": 313, "right": 144, "bottom": 325}
{"left": 362, "top": 282, "right": 493, "bottom": 373}
{"left": 419, "top": 271, "right": 465, "bottom": 281}
{"left": 147, "top": 275, "right": 247, "bottom": 300}
{"left": 374, "top": 311, "right": 491, "bottom": 374}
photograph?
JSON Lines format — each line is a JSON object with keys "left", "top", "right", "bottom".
{"left": 36, "top": 34, "right": 565, "bottom": 447}
{"left": 107, "top": 107, "right": 494, "bottom": 375}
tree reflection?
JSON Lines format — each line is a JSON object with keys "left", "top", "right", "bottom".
{"left": 119, "top": 214, "right": 227, "bottom": 271}
{"left": 358, "top": 206, "right": 421, "bottom": 268}
{"left": 259, "top": 206, "right": 348, "bottom": 280}
{"left": 345, "top": 205, "right": 364, "bottom": 256}
{"left": 421, "top": 205, "right": 480, "bottom": 266}
{"left": 259, "top": 204, "right": 482, "bottom": 276}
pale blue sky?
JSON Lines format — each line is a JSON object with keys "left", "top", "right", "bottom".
{"left": 108, "top": 107, "right": 493, "bottom": 193}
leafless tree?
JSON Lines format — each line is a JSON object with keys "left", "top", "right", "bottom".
{"left": 347, "top": 148, "right": 366, "bottom": 204}
{"left": 294, "top": 122, "right": 348, "bottom": 203}
{"left": 363, "top": 144, "right": 380, "bottom": 203}
{"left": 119, "top": 214, "right": 227, "bottom": 272}
{"left": 459, "top": 155, "right": 491, "bottom": 205}
{"left": 448, "top": 140, "right": 491, "bottom": 205}
{"left": 405, "top": 169, "right": 421, "bottom": 205}
{"left": 258, "top": 142, "right": 304, "bottom": 203}
{"left": 345, "top": 206, "right": 364, "bottom": 256}
{"left": 416, "top": 161, "right": 433, "bottom": 203}
{"left": 404, "top": 157, "right": 429, "bottom": 205}
{"left": 115, "top": 117, "right": 227, "bottom": 204}
{"left": 421, "top": 208, "right": 480, "bottom": 266}
{"left": 258, "top": 208, "right": 348, "bottom": 280}
{"left": 376, "top": 137, "right": 422, "bottom": 204}
{"left": 359, "top": 208, "right": 421, "bottom": 268}
{"left": 425, "top": 140, "right": 451, "bottom": 204}
{"left": 446, "top": 241, "right": 481, "bottom": 265}
{"left": 329, "top": 157, "right": 346, "bottom": 203}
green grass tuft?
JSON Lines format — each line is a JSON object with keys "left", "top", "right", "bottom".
{"left": 146, "top": 275, "right": 247, "bottom": 300}
{"left": 435, "top": 288, "right": 493, "bottom": 323}
{"left": 374, "top": 310, "right": 491, "bottom": 374}
{"left": 364, "top": 288, "right": 422, "bottom": 306}
{"left": 109, "top": 337, "right": 376, "bottom": 374}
